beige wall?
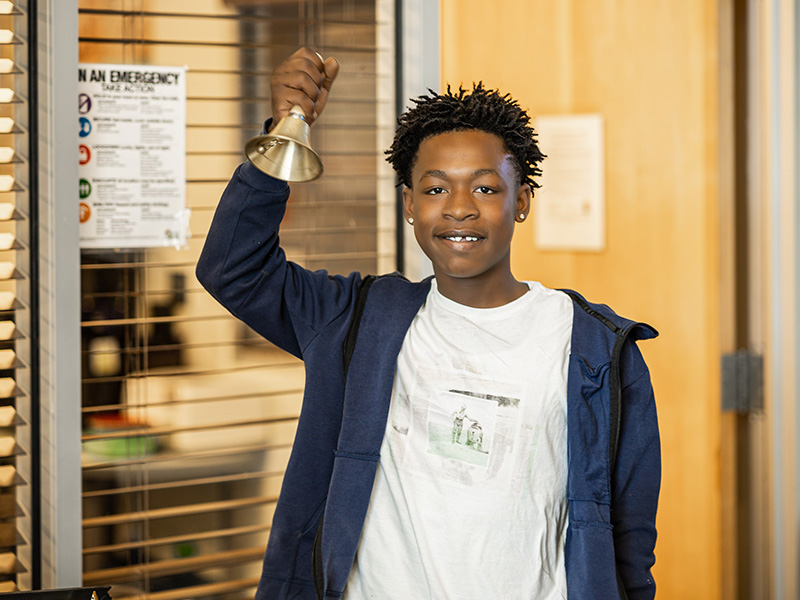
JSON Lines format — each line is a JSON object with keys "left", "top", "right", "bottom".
{"left": 441, "top": 1, "right": 724, "bottom": 597}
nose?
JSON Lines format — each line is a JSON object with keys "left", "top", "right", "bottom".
{"left": 443, "top": 185, "right": 478, "bottom": 221}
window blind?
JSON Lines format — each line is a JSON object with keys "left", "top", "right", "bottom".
{"left": 77, "top": 1, "right": 396, "bottom": 599}
{"left": 0, "top": 0, "right": 37, "bottom": 592}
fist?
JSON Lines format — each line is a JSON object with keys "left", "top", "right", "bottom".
{"left": 270, "top": 47, "right": 340, "bottom": 130}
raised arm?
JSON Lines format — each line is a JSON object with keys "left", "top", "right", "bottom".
{"left": 196, "top": 48, "right": 355, "bottom": 358}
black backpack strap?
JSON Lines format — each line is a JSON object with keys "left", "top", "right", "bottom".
{"left": 560, "top": 290, "right": 625, "bottom": 474}
{"left": 313, "top": 274, "right": 377, "bottom": 600}
{"left": 343, "top": 274, "right": 376, "bottom": 375}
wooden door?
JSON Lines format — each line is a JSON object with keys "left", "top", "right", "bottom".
{"left": 441, "top": 1, "right": 726, "bottom": 597}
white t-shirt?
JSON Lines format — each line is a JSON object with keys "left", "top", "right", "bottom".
{"left": 343, "top": 280, "right": 574, "bottom": 600}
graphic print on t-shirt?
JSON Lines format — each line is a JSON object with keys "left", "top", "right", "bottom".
{"left": 389, "top": 366, "right": 526, "bottom": 487}
{"left": 426, "top": 389, "right": 520, "bottom": 468}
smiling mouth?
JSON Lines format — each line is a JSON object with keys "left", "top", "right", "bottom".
{"left": 442, "top": 235, "right": 481, "bottom": 242}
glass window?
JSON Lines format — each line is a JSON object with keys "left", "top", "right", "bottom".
{"left": 78, "top": 2, "right": 396, "bottom": 598}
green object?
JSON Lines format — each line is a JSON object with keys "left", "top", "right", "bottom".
{"left": 82, "top": 433, "right": 158, "bottom": 458}
{"left": 175, "top": 542, "right": 195, "bottom": 558}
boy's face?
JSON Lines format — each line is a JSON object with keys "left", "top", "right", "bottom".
{"left": 403, "top": 130, "right": 530, "bottom": 294}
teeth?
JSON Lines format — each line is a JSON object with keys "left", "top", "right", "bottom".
{"left": 445, "top": 236, "right": 479, "bottom": 242}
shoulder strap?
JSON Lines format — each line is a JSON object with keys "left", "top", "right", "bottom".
{"left": 560, "top": 290, "right": 625, "bottom": 474}
{"left": 342, "top": 274, "right": 376, "bottom": 376}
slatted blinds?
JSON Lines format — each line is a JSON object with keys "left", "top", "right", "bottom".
{"left": 77, "top": 1, "right": 396, "bottom": 598}
{"left": 0, "top": 0, "right": 37, "bottom": 592}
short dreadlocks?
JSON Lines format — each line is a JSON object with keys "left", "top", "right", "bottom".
{"left": 386, "top": 83, "right": 544, "bottom": 191}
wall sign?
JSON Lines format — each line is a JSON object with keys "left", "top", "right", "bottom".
{"left": 78, "top": 63, "right": 188, "bottom": 249}
{"left": 533, "top": 114, "right": 605, "bottom": 252}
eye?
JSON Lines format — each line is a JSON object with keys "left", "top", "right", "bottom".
{"left": 475, "top": 186, "right": 496, "bottom": 194}
{"left": 424, "top": 186, "right": 447, "bottom": 195}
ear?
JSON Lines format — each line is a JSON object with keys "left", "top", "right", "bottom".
{"left": 515, "top": 184, "right": 532, "bottom": 223}
{"left": 402, "top": 186, "right": 414, "bottom": 223}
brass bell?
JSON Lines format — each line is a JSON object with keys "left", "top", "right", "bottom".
{"left": 244, "top": 105, "right": 323, "bottom": 182}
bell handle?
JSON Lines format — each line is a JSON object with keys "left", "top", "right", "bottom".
{"left": 288, "top": 105, "right": 307, "bottom": 120}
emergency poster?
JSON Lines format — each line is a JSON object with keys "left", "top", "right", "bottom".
{"left": 78, "top": 63, "right": 188, "bottom": 249}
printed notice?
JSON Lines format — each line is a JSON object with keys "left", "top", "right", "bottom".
{"left": 78, "top": 63, "right": 188, "bottom": 249}
{"left": 533, "top": 114, "right": 605, "bottom": 251}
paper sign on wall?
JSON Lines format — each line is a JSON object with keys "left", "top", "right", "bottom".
{"left": 533, "top": 114, "right": 605, "bottom": 251}
{"left": 78, "top": 63, "right": 188, "bottom": 249}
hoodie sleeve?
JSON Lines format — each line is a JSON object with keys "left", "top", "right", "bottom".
{"left": 611, "top": 340, "right": 660, "bottom": 600}
{"left": 196, "top": 160, "right": 359, "bottom": 359}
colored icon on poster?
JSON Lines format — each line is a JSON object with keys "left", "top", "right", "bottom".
{"left": 79, "top": 117, "right": 92, "bottom": 137}
{"left": 79, "top": 178, "right": 91, "bottom": 199}
{"left": 78, "top": 93, "right": 92, "bottom": 115}
{"left": 79, "top": 202, "right": 91, "bottom": 224}
{"left": 79, "top": 144, "right": 91, "bottom": 165}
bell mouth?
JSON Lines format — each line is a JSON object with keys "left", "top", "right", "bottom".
{"left": 245, "top": 135, "right": 323, "bottom": 182}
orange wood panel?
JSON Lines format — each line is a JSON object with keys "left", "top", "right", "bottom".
{"left": 441, "top": 1, "right": 723, "bottom": 598}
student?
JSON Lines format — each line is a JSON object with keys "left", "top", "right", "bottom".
{"left": 197, "top": 48, "right": 660, "bottom": 600}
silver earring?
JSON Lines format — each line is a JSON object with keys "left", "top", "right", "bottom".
{"left": 407, "top": 217, "right": 414, "bottom": 225}
{"left": 519, "top": 213, "right": 526, "bottom": 220}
